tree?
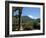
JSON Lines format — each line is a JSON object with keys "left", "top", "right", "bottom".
{"left": 18, "top": 7, "right": 23, "bottom": 30}
{"left": 12, "top": 7, "right": 23, "bottom": 31}
{"left": 33, "top": 18, "right": 40, "bottom": 29}
{"left": 23, "top": 21, "right": 33, "bottom": 30}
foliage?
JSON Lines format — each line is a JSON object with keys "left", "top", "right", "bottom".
{"left": 12, "top": 16, "right": 40, "bottom": 31}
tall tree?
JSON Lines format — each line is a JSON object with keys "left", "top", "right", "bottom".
{"left": 18, "top": 7, "right": 23, "bottom": 30}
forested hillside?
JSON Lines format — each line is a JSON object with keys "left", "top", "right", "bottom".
{"left": 12, "top": 16, "right": 40, "bottom": 31}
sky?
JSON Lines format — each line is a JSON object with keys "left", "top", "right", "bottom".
{"left": 13, "top": 7, "right": 40, "bottom": 19}
{"left": 22, "top": 7, "right": 40, "bottom": 19}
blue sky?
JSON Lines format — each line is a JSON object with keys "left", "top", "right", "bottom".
{"left": 22, "top": 7, "right": 40, "bottom": 19}
{"left": 13, "top": 7, "right": 40, "bottom": 19}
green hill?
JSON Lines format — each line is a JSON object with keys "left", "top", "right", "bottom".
{"left": 12, "top": 16, "right": 40, "bottom": 31}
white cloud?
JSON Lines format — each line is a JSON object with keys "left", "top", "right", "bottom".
{"left": 28, "top": 15, "right": 34, "bottom": 19}
{"left": 28, "top": 15, "right": 39, "bottom": 19}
